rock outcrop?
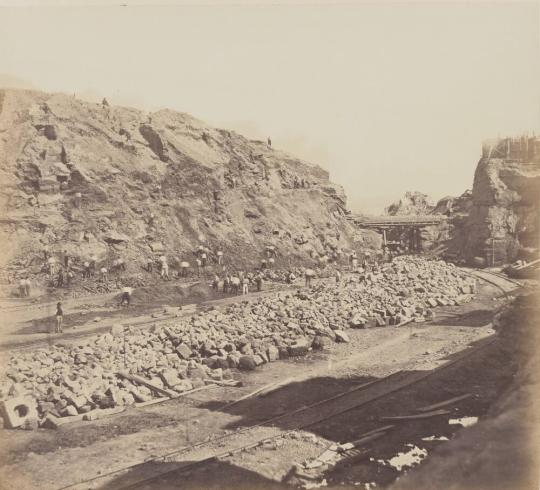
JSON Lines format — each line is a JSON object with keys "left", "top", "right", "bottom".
{"left": 383, "top": 136, "right": 540, "bottom": 265}
{"left": 385, "top": 191, "right": 434, "bottom": 216}
{"left": 461, "top": 137, "right": 540, "bottom": 264}
{"left": 0, "top": 89, "right": 364, "bottom": 280}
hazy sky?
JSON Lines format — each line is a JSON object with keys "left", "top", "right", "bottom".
{"left": 1, "top": 1, "right": 539, "bottom": 213}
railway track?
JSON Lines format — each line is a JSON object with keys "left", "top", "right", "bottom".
{"left": 468, "top": 268, "right": 523, "bottom": 295}
{"left": 63, "top": 334, "right": 499, "bottom": 490}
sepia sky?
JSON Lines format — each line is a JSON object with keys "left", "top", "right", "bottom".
{"left": 1, "top": 1, "right": 539, "bottom": 213}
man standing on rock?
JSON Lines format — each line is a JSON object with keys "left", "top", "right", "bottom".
{"left": 55, "top": 302, "right": 64, "bottom": 333}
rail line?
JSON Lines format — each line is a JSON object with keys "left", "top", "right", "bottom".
{"left": 63, "top": 334, "right": 499, "bottom": 490}
{"left": 468, "top": 268, "right": 523, "bottom": 295}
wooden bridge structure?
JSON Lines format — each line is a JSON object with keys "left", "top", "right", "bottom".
{"left": 346, "top": 214, "right": 447, "bottom": 251}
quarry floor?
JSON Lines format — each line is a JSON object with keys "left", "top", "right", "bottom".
{"left": 0, "top": 275, "right": 523, "bottom": 490}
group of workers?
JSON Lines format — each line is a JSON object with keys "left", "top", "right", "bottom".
{"left": 212, "top": 270, "right": 264, "bottom": 295}
{"left": 148, "top": 245, "right": 225, "bottom": 280}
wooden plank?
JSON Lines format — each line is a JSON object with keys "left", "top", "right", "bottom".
{"left": 225, "top": 381, "right": 283, "bottom": 408}
{"left": 116, "top": 371, "right": 177, "bottom": 398}
{"left": 380, "top": 409, "right": 451, "bottom": 421}
{"left": 209, "top": 379, "right": 242, "bottom": 387}
{"left": 416, "top": 394, "right": 472, "bottom": 413}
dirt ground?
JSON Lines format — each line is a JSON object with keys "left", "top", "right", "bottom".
{"left": 0, "top": 275, "right": 521, "bottom": 490}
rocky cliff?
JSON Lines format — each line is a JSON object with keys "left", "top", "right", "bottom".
{"left": 385, "top": 136, "right": 540, "bottom": 265}
{"left": 0, "top": 89, "right": 364, "bottom": 281}
{"left": 461, "top": 137, "right": 540, "bottom": 265}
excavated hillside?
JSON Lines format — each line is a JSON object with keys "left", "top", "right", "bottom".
{"left": 0, "top": 89, "right": 373, "bottom": 284}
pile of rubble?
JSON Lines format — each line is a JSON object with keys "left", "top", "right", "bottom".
{"left": 0, "top": 257, "right": 476, "bottom": 429}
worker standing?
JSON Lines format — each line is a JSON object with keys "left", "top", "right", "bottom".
{"left": 55, "top": 302, "right": 64, "bottom": 333}
{"left": 83, "top": 261, "right": 91, "bottom": 278}
{"left": 100, "top": 266, "right": 108, "bottom": 282}
{"left": 201, "top": 250, "right": 207, "bottom": 267}
{"left": 66, "top": 269, "right": 74, "bottom": 287}
{"left": 242, "top": 276, "right": 249, "bottom": 295}
{"left": 119, "top": 286, "right": 133, "bottom": 307}
{"left": 57, "top": 268, "right": 64, "bottom": 288}
{"left": 47, "top": 256, "right": 56, "bottom": 277}
{"left": 90, "top": 254, "right": 97, "bottom": 276}
{"left": 24, "top": 278, "right": 31, "bottom": 297}
{"left": 180, "top": 261, "right": 189, "bottom": 277}
{"left": 18, "top": 278, "right": 26, "bottom": 297}
{"left": 217, "top": 249, "right": 223, "bottom": 265}
{"left": 304, "top": 268, "right": 315, "bottom": 288}
{"left": 195, "top": 258, "right": 202, "bottom": 277}
{"left": 255, "top": 273, "right": 263, "bottom": 292}
{"left": 161, "top": 261, "right": 170, "bottom": 280}
{"left": 261, "top": 258, "right": 267, "bottom": 270}
{"left": 212, "top": 274, "right": 219, "bottom": 291}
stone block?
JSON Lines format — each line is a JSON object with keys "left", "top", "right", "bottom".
{"left": 238, "top": 355, "right": 257, "bottom": 370}
{"left": 288, "top": 338, "right": 310, "bottom": 356}
{"left": 267, "top": 345, "right": 279, "bottom": 361}
{"left": 176, "top": 344, "right": 193, "bottom": 360}
{"left": 0, "top": 397, "right": 38, "bottom": 429}
{"left": 60, "top": 405, "right": 78, "bottom": 417}
{"left": 334, "top": 330, "right": 350, "bottom": 343}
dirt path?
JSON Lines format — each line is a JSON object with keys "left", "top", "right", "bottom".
{"left": 0, "top": 278, "right": 511, "bottom": 490}
{"left": 0, "top": 280, "right": 297, "bottom": 350}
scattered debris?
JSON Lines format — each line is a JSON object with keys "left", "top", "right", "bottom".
{"left": 449, "top": 416, "right": 478, "bottom": 428}
{"left": 421, "top": 435, "right": 449, "bottom": 441}
{"left": 375, "top": 444, "right": 428, "bottom": 471}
